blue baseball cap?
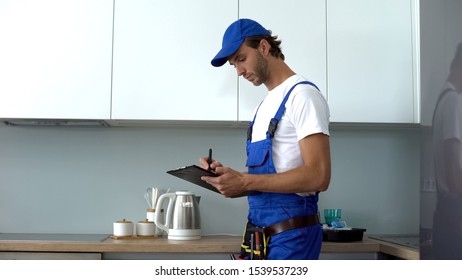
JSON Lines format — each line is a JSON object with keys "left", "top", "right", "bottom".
{"left": 211, "top": 18, "right": 270, "bottom": 67}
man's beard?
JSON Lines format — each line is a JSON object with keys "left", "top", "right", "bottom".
{"left": 251, "top": 51, "right": 269, "bottom": 86}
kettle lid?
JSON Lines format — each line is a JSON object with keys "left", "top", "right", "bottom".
{"left": 176, "top": 190, "right": 194, "bottom": 196}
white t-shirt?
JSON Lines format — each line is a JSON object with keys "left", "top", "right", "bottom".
{"left": 433, "top": 82, "right": 462, "bottom": 193}
{"left": 250, "top": 74, "right": 330, "bottom": 175}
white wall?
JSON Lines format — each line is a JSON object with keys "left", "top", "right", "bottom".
{"left": 0, "top": 123, "right": 419, "bottom": 235}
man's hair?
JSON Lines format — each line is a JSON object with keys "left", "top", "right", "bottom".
{"left": 244, "top": 31, "right": 285, "bottom": 60}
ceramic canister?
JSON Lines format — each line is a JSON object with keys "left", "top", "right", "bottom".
{"left": 113, "top": 219, "right": 134, "bottom": 237}
{"left": 136, "top": 219, "right": 156, "bottom": 236}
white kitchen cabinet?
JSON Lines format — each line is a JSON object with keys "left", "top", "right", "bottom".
{"left": 327, "top": 0, "right": 418, "bottom": 123}
{"left": 238, "top": 0, "right": 327, "bottom": 122}
{"left": 111, "top": 0, "right": 238, "bottom": 121}
{"left": 0, "top": 0, "right": 113, "bottom": 119}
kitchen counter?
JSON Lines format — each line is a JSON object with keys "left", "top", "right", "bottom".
{"left": 0, "top": 234, "right": 418, "bottom": 260}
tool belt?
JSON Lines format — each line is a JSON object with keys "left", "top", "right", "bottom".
{"left": 237, "top": 213, "right": 320, "bottom": 260}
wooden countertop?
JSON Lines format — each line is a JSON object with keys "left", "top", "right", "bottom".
{"left": 367, "top": 237, "right": 419, "bottom": 260}
{"left": 0, "top": 235, "right": 419, "bottom": 260}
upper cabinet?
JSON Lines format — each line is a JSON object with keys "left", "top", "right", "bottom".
{"left": 327, "top": 0, "right": 419, "bottom": 123}
{"left": 238, "top": 0, "right": 419, "bottom": 123}
{"left": 238, "top": 0, "right": 327, "bottom": 122}
{"left": 0, "top": 0, "right": 420, "bottom": 124}
{"left": 0, "top": 0, "right": 113, "bottom": 119}
{"left": 111, "top": 0, "right": 238, "bottom": 121}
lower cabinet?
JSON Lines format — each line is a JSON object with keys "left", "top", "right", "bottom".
{"left": 0, "top": 251, "right": 383, "bottom": 260}
{"left": 0, "top": 252, "right": 102, "bottom": 260}
{"left": 320, "top": 252, "right": 378, "bottom": 260}
{"left": 103, "top": 252, "right": 378, "bottom": 260}
{"left": 103, "top": 252, "right": 235, "bottom": 260}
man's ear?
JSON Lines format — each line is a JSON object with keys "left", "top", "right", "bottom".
{"left": 259, "top": 39, "right": 271, "bottom": 56}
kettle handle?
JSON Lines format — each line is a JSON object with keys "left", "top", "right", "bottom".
{"left": 154, "top": 192, "right": 176, "bottom": 233}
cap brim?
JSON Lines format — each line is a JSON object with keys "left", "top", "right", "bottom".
{"left": 211, "top": 39, "right": 244, "bottom": 67}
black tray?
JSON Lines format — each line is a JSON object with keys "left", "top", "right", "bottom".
{"left": 322, "top": 228, "right": 366, "bottom": 242}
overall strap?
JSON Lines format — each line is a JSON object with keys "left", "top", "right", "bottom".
{"left": 247, "top": 81, "right": 319, "bottom": 141}
{"left": 267, "top": 81, "right": 319, "bottom": 138}
{"left": 247, "top": 101, "right": 263, "bottom": 141}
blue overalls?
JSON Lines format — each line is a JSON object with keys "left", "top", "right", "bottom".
{"left": 245, "top": 81, "right": 323, "bottom": 260}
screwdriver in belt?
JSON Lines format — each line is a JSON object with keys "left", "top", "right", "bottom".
{"left": 255, "top": 232, "right": 261, "bottom": 259}
{"left": 250, "top": 233, "right": 254, "bottom": 260}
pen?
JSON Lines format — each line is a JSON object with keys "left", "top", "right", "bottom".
{"left": 207, "top": 148, "right": 212, "bottom": 171}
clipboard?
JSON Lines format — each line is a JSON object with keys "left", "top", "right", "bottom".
{"left": 166, "top": 165, "right": 255, "bottom": 197}
{"left": 167, "top": 165, "right": 220, "bottom": 194}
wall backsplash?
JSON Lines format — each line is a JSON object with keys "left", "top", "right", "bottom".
{"left": 0, "top": 123, "right": 419, "bottom": 235}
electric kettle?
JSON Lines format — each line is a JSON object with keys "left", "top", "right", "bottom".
{"left": 154, "top": 190, "right": 201, "bottom": 240}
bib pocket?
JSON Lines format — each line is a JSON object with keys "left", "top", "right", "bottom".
{"left": 246, "top": 145, "right": 269, "bottom": 167}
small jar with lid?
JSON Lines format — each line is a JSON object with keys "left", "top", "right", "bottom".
{"left": 136, "top": 219, "right": 156, "bottom": 237}
{"left": 113, "top": 219, "right": 134, "bottom": 237}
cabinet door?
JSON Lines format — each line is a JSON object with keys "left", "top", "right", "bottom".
{"left": 238, "top": 0, "right": 327, "bottom": 122}
{"left": 0, "top": 252, "right": 101, "bottom": 260}
{"left": 327, "top": 0, "right": 417, "bottom": 123}
{"left": 112, "top": 0, "right": 238, "bottom": 121}
{"left": 0, "top": 0, "right": 113, "bottom": 119}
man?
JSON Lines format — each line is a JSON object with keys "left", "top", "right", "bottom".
{"left": 200, "top": 18, "right": 331, "bottom": 260}
{"left": 432, "top": 43, "right": 462, "bottom": 259}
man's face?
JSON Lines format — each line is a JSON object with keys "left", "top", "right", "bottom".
{"left": 228, "top": 42, "right": 269, "bottom": 86}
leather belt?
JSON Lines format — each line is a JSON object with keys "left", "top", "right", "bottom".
{"left": 264, "top": 213, "right": 320, "bottom": 236}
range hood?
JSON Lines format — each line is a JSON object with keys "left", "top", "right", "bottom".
{"left": 3, "top": 119, "right": 110, "bottom": 127}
